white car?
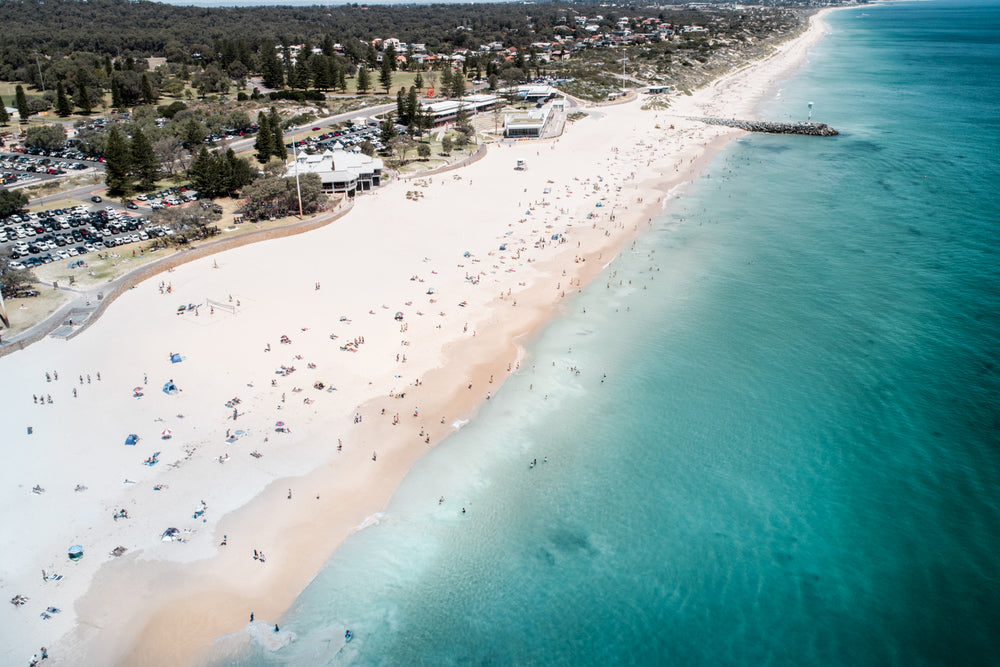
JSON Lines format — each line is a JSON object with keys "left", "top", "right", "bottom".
{"left": 8, "top": 260, "right": 26, "bottom": 270}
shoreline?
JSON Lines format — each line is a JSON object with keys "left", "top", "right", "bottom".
{"left": 0, "top": 9, "right": 839, "bottom": 665}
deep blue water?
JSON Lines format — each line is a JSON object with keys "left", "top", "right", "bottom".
{"left": 209, "top": 2, "right": 1000, "bottom": 664}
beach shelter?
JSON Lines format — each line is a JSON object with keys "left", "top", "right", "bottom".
{"left": 161, "top": 527, "right": 180, "bottom": 542}
{"left": 170, "top": 353, "right": 183, "bottom": 363}
{"left": 162, "top": 380, "right": 178, "bottom": 395}
{"left": 161, "top": 428, "right": 172, "bottom": 439}
{"left": 67, "top": 545, "right": 83, "bottom": 561}
{"left": 124, "top": 434, "right": 139, "bottom": 446}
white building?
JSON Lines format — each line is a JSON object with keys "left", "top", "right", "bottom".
{"left": 420, "top": 94, "right": 503, "bottom": 126}
{"left": 506, "top": 85, "right": 558, "bottom": 104}
{"left": 286, "top": 149, "right": 384, "bottom": 198}
{"left": 503, "top": 107, "right": 552, "bottom": 138}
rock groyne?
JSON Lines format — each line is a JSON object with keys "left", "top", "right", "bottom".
{"left": 693, "top": 117, "right": 839, "bottom": 136}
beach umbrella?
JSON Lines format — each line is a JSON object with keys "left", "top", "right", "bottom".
{"left": 275, "top": 421, "right": 285, "bottom": 427}
{"left": 67, "top": 545, "right": 83, "bottom": 561}
{"left": 161, "top": 428, "right": 172, "bottom": 439}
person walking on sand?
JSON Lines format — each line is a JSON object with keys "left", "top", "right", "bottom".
{"left": 250, "top": 612, "right": 254, "bottom": 622}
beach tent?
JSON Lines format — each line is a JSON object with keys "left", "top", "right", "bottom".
{"left": 162, "top": 381, "right": 178, "bottom": 395}
{"left": 124, "top": 434, "right": 139, "bottom": 446}
{"left": 68, "top": 545, "right": 83, "bottom": 561}
{"left": 161, "top": 527, "right": 180, "bottom": 542}
{"left": 170, "top": 353, "right": 183, "bottom": 363}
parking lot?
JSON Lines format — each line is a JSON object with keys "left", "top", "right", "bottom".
{"left": 1, "top": 198, "right": 185, "bottom": 271}
{"left": 291, "top": 123, "right": 385, "bottom": 154}
{"left": 1, "top": 149, "right": 103, "bottom": 187}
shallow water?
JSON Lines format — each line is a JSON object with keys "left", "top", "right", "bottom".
{"left": 208, "top": 2, "right": 1000, "bottom": 664}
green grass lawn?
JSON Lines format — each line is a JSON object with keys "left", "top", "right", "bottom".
{"left": 349, "top": 69, "right": 471, "bottom": 99}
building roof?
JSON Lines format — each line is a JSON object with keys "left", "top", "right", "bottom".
{"left": 287, "top": 149, "right": 384, "bottom": 180}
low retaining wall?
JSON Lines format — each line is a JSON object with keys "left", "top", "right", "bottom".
{"left": 402, "top": 142, "right": 488, "bottom": 181}
{"left": 0, "top": 199, "right": 355, "bottom": 358}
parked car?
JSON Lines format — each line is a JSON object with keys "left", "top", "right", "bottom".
{"left": 91, "top": 195, "right": 102, "bottom": 203}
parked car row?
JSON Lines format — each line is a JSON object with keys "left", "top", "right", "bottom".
{"left": 290, "top": 124, "right": 385, "bottom": 154}
{"left": 10, "top": 146, "right": 104, "bottom": 163}
{"left": 135, "top": 185, "right": 200, "bottom": 209}
{"left": 3, "top": 205, "right": 174, "bottom": 270}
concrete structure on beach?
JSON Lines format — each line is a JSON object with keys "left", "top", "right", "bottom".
{"left": 503, "top": 107, "right": 553, "bottom": 138}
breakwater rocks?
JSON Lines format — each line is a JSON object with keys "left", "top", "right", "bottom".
{"left": 692, "top": 117, "right": 839, "bottom": 136}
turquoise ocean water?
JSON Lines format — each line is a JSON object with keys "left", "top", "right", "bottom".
{"left": 209, "top": 2, "right": 1000, "bottom": 664}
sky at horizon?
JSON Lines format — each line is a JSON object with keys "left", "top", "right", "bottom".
{"left": 151, "top": 0, "right": 512, "bottom": 6}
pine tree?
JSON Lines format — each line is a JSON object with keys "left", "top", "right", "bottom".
{"left": 211, "top": 151, "right": 232, "bottom": 195}
{"left": 130, "top": 127, "right": 159, "bottom": 190}
{"left": 189, "top": 146, "right": 213, "bottom": 194}
{"left": 336, "top": 64, "right": 347, "bottom": 92}
{"left": 312, "top": 57, "right": 332, "bottom": 91}
{"left": 104, "top": 126, "right": 132, "bottom": 194}
{"left": 452, "top": 71, "right": 466, "bottom": 99}
{"left": 384, "top": 43, "right": 397, "bottom": 71}
{"left": 254, "top": 111, "right": 272, "bottom": 164}
{"left": 261, "top": 44, "right": 284, "bottom": 90}
{"left": 55, "top": 82, "right": 72, "bottom": 117}
{"left": 294, "top": 58, "right": 311, "bottom": 90}
{"left": 380, "top": 56, "right": 393, "bottom": 95}
{"left": 268, "top": 107, "right": 287, "bottom": 160}
{"left": 396, "top": 89, "right": 406, "bottom": 123}
{"left": 321, "top": 35, "right": 335, "bottom": 58}
{"left": 75, "top": 73, "right": 92, "bottom": 115}
{"left": 0, "top": 96, "right": 9, "bottom": 126}
{"left": 356, "top": 66, "right": 371, "bottom": 94}
{"left": 14, "top": 85, "right": 30, "bottom": 123}
{"left": 440, "top": 68, "right": 453, "bottom": 98}
{"left": 110, "top": 78, "right": 123, "bottom": 111}
{"left": 407, "top": 86, "right": 419, "bottom": 127}
{"left": 182, "top": 118, "right": 207, "bottom": 148}
{"left": 415, "top": 71, "right": 423, "bottom": 92}
{"left": 141, "top": 74, "right": 155, "bottom": 105}
{"left": 225, "top": 148, "right": 254, "bottom": 192}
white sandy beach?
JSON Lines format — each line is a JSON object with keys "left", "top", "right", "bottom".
{"left": 0, "top": 11, "right": 833, "bottom": 666}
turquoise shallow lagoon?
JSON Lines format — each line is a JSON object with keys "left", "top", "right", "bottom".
{"left": 209, "top": 2, "right": 1000, "bottom": 664}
